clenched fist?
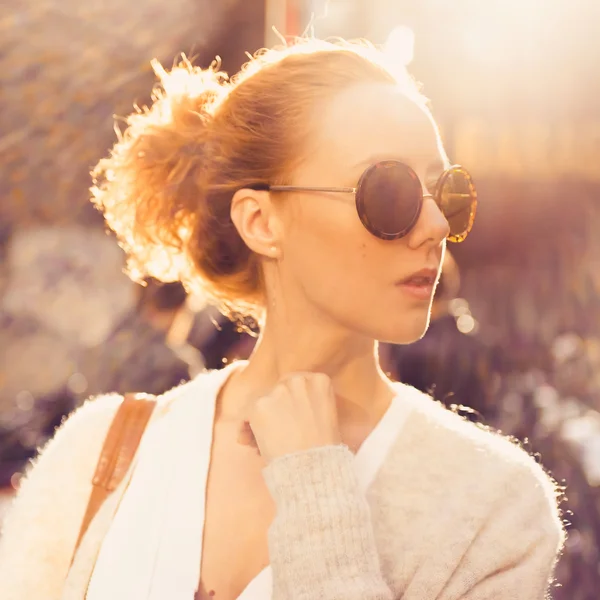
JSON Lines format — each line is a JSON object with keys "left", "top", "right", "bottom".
{"left": 240, "top": 373, "right": 342, "bottom": 463}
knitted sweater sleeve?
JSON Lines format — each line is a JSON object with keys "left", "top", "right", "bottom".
{"left": 0, "top": 395, "right": 122, "bottom": 600}
{"left": 263, "top": 444, "right": 393, "bottom": 600}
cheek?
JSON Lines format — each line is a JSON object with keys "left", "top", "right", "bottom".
{"left": 282, "top": 202, "right": 401, "bottom": 316}
{"left": 286, "top": 198, "right": 378, "bottom": 277}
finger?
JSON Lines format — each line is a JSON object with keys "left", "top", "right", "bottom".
{"left": 284, "top": 373, "right": 310, "bottom": 401}
{"left": 307, "top": 373, "right": 338, "bottom": 422}
{"left": 303, "top": 372, "right": 334, "bottom": 403}
{"left": 306, "top": 372, "right": 333, "bottom": 395}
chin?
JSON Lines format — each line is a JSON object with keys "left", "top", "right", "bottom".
{"left": 376, "top": 311, "right": 432, "bottom": 345}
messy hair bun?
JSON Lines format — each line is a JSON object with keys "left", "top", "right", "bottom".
{"left": 91, "top": 40, "right": 422, "bottom": 319}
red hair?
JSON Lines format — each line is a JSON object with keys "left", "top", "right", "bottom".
{"left": 91, "top": 39, "right": 425, "bottom": 319}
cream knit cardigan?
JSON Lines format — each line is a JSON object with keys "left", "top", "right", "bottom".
{"left": 0, "top": 368, "right": 564, "bottom": 599}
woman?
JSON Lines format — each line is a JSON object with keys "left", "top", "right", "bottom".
{"left": 0, "top": 39, "right": 564, "bottom": 599}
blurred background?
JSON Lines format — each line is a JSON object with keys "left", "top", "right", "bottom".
{"left": 1, "top": 0, "right": 599, "bottom": 596}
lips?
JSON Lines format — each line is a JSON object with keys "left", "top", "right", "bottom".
{"left": 398, "top": 268, "right": 438, "bottom": 286}
{"left": 396, "top": 268, "right": 439, "bottom": 302}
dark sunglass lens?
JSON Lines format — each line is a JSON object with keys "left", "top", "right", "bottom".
{"left": 438, "top": 168, "right": 477, "bottom": 243}
{"left": 357, "top": 162, "right": 422, "bottom": 239}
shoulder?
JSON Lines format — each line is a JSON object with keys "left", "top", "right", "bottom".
{"left": 154, "top": 364, "right": 239, "bottom": 415}
{"left": 394, "top": 383, "right": 564, "bottom": 536}
{"left": 398, "top": 383, "right": 551, "bottom": 474}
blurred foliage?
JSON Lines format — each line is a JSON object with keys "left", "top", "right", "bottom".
{"left": 0, "top": 0, "right": 246, "bottom": 231}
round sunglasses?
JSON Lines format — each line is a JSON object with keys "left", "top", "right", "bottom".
{"left": 250, "top": 160, "right": 477, "bottom": 243}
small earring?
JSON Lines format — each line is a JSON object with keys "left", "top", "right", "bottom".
{"left": 270, "top": 245, "right": 278, "bottom": 257}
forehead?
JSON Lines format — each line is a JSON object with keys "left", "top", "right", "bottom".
{"left": 304, "top": 82, "right": 445, "bottom": 180}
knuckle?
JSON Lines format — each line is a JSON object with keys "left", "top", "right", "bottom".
{"left": 311, "top": 372, "right": 331, "bottom": 386}
{"left": 282, "top": 373, "right": 308, "bottom": 393}
{"left": 283, "top": 373, "right": 306, "bottom": 384}
{"left": 309, "top": 372, "right": 332, "bottom": 393}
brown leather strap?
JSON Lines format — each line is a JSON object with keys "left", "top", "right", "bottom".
{"left": 72, "top": 393, "right": 156, "bottom": 561}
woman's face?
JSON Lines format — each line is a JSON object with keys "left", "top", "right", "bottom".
{"left": 274, "top": 81, "right": 451, "bottom": 345}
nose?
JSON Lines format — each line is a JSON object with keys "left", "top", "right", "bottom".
{"left": 406, "top": 193, "right": 450, "bottom": 249}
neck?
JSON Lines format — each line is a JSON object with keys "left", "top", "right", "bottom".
{"left": 223, "top": 311, "right": 394, "bottom": 427}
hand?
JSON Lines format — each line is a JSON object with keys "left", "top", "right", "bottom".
{"left": 240, "top": 373, "right": 342, "bottom": 463}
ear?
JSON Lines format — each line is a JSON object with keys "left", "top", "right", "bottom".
{"left": 230, "top": 188, "right": 282, "bottom": 259}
